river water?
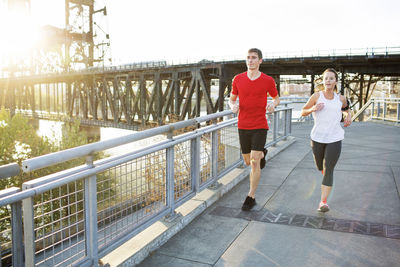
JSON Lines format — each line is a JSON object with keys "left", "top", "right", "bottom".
{"left": 36, "top": 101, "right": 306, "bottom": 157}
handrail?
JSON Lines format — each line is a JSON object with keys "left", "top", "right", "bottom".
{"left": 351, "top": 98, "right": 400, "bottom": 123}
{"left": 22, "top": 110, "right": 232, "bottom": 173}
{"left": 352, "top": 99, "right": 372, "bottom": 121}
{"left": 371, "top": 97, "right": 400, "bottom": 101}
{"left": 0, "top": 163, "right": 20, "bottom": 179}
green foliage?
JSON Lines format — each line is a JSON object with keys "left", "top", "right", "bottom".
{"left": 0, "top": 109, "right": 116, "bottom": 250}
{"left": 0, "top": 108, "right": 52, "bottom": 188}
{"left": 0, "top": 108, "right": 109, "bottom": 188}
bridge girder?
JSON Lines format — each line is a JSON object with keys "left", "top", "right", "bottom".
{"left": 1, "top": 54, "right": 400, "bottom": 129}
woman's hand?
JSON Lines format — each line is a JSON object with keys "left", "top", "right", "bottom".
{"left": 343, "top": 113, "right": 352, "bottom": 127}
{"left": 313, "top": 103, "right": 325, "bottom": 112}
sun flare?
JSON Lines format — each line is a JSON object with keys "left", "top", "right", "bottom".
{"left": 1, "top": 15, "right": 39, "bottom": 53}
{"left": 0, "top": 8, "right": 39, "bottom": 70}
{"left": 0, "top": 0, "right": 63, "bottom": 70}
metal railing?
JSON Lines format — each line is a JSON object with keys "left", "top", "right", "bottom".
{"left": 0, "top": 107, "right": 292, "bottom": 267}
{"left": 352, "top": 98, "right": 400, "bottom": 123}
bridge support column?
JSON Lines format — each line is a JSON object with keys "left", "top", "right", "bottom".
{"left": 272, "top": 75, "right": 280, "bottom": 95}
{"left": 341, "top": 71, "right": 345, "bottom": 95}
{"left": 30, "top": 84, "right": 36, "bottom": 114}
{"left": 140, "top": 74, "right": 146, "bottom": 128}
{"left": 218, "top": 67, "right": 226, "bottom": 112}
{"left": 28, "top": 118, "right": 40, "bottom": 130}
{"left": 195, "top": 71, "right": 201, "bottom": 117}
{"left": 154, "top": 73, "right": 162, "bottom": 125}
{"left": 9, "top": 85, "right": 16, "bottom": 117}
{"left": 173, "top": 72, "right": 179, "bottom": 116}
{"left": 276, "top": 75, "right": 281, "bottom": 96}
{"left": 67, "top": 82, "right": 72, "bottom": 116}
{"left": 125, "top": 76, "right": 133, "bottom": 124}
{"left": 79, "top": 125, "right": 100, "bottom": 142}
{"left": 359, "top": 74, "right": 364, "bottom": 121}
{"left": 310, "top": 75, "right": 315, "bottom": 95}
{"left": 359, "top": 74, "right": 364, "bottom": 109}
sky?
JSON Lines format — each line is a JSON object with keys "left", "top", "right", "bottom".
{"left": 105, "top": 0, "right": 400, "bottom": 63}
{"left": 0, "top": 0, "right": 399, "bottom": 66}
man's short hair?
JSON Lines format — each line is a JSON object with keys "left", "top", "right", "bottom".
{"left": 248, "top": 48, "right": 263, "bottom": 60}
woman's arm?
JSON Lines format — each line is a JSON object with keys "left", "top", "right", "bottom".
{"left": 340, "top": 95, "right": 352, "bottom": 127}
{"left": 301, "top": 93, "right": 323, "bottom": 116}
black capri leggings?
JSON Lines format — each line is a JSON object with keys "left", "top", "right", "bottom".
{"left": 311, "top": 140, "right": 342, "bottom": 186}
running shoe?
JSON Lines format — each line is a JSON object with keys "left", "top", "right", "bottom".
{"left": 241, "top": 196, "right": 256, "bottom": 211}
{"left": 260, "top": 148, "right": 268, "bottom": 169}
{"left": 317, "top": 202, "right": 329, "bottom": 212}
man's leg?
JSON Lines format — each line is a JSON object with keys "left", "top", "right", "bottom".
{"left": 240, "top": 129, "right": 266, "bottom": 211}
{"left": 248, "top": 150, "right": 264, "bottom": 198}
{"left": 248, "top": 129, "right": 267, "bottom": 198}
{"left": 242, "top": 153, "right": 251, "bottom": 166}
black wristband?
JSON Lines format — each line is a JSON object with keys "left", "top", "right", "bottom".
{"left": 341, "top": 99, "right": 350, "bottom": 111}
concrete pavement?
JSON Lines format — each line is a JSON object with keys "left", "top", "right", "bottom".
{"left": 138, "top": 122, "right": 400, "bottom": 267}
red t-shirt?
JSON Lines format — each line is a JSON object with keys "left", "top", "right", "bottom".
{"left": 232, "top": 72, "right": 278, "bottom": 129}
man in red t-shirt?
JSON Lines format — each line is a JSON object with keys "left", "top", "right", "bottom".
{"left": 229, "top": 48, "right": 280, "bottom": 211}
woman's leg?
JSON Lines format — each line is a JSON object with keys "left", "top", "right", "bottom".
{"left": 321, "top": 141, "right": 342, "bottom": 203}
{"left": 311, "top": 140, "right": 325, "bottom": 172}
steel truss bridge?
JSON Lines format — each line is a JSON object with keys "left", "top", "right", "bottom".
{"left": 1, "top": 47, "right": 400, "bottom": 129}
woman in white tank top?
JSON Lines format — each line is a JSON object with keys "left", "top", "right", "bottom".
{"left": 310, "top": 91, "right": 344, "bottom": 143}
{"left": 301, "top": 68, "right": 352, "bottom": 212}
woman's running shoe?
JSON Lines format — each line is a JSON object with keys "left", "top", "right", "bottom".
{"left": 317, "top": 202, "right": 329, "bottom": 212}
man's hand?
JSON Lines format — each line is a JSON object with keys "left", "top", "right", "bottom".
{"left": 229, "top": 100, "right": 239, "bottom": 113}
{"left": 266, "top": 102, "right": 275, "bottom": 113}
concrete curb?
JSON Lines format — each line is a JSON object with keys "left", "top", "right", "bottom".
{"left": 100, "top": 136, "right": 296, "bottom": 266}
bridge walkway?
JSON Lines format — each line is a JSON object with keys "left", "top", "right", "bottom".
{"left": 138, "top": 122, "right": 400, "bottom": 266}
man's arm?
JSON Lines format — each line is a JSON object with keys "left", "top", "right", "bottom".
{"left": 267, "top": 95, "right": 280, "bottom": 113}
{"left": 229, "top": 94, "right": 239, "bottom": 113}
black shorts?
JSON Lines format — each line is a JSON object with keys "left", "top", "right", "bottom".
{"left": 238, "top": 129, "right": 268, "bottom": 154}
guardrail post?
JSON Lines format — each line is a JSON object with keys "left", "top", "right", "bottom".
{"left": 288, "top": 109, "right": 292, "bottom": 135}
{"left": 22, "top": 189, "right": 35, "bottom": 267}
{"left": 211, "top": 130, "right": 219, "bottom": 185}
{"left": 166, "top": 145, "right": 175, "bottom": 216}
{"left": 383, "top": 100, "right": 387, "bottom": 121}
{"left": 273, "top": 111, "right": 278, "bottom": 145}
{"left": 397, "top": 102, "right": 400, "bottom": 123}
{"left": 0, "top": 187, "right": 23, "bottom": 267}
{"left": 191, "top": 137, "right": 200, "bottom": 192}
{"left": 371, "top": 100, "right": 375, "bottom": 119}
{"left": 11, "top": 201, "right": 23, "bottom": 267}
{"left": 283, "top": 109, "right": 288, "bottom": 139}
{"left": 84, "top": 155, "right": 98, "bottom": 267}
{"left": 377, "top": 102, "right": 381, "bottom": 117}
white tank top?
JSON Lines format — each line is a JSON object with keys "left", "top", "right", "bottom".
{"left": 310, "top": 92, "right": 344, "bottom": 143}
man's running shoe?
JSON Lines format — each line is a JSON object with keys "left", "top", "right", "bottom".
{"left": 241, "top": 196, "right": 256, "bottom": 211}
{"left": 260, "top": 148, "right": 268, "bottom": 169}
{"left": 317, "top": 202, "right": 329, "bottom": 212}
